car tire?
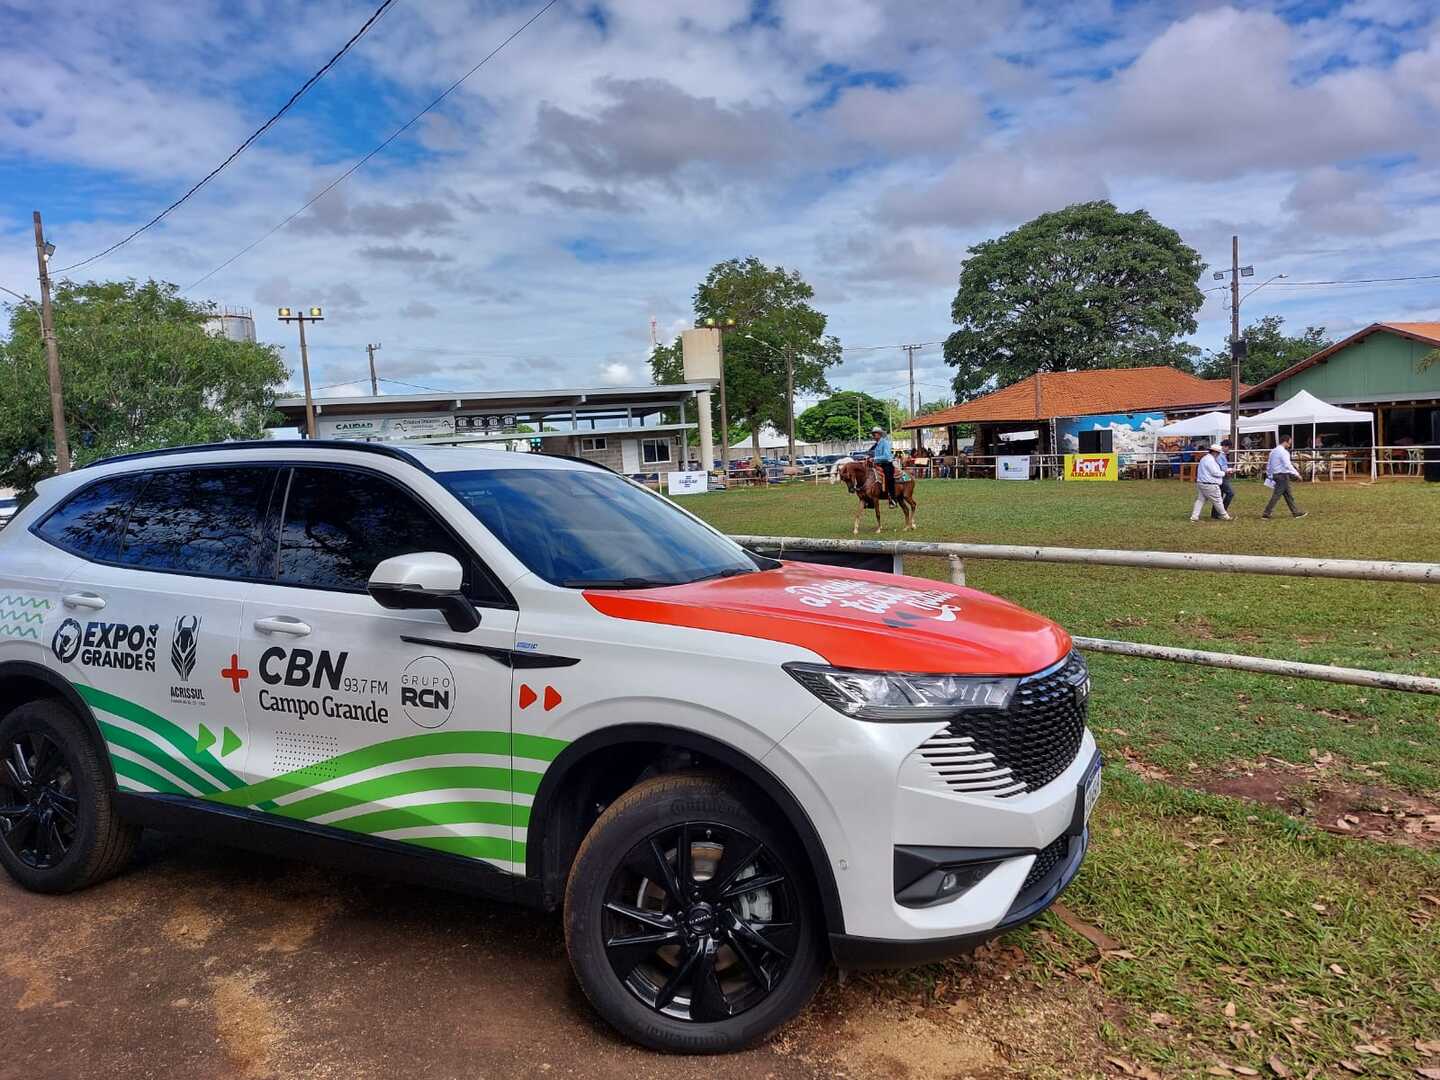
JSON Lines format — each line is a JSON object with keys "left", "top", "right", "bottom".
{"left": 0, "top": 699, "right": 139, "bottom": 894}
{"left": 564, "top": 771, "right": 826, "bottom": 1054}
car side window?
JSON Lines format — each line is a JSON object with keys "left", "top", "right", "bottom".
{"left": 120, "top": 467, "right": 277, "bottom": 578}
{"left": 34, "top": 473, "right": 150, "bottom": 562}
{"left": 276, "top": 467, "right": 500, "bottom": 601}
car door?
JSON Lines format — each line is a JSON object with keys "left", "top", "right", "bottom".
{"left": 50, "top": 465, "right": 275, "bottom": 803}
{"left": 230, "top": 464, "right": 523, "bottom": 874}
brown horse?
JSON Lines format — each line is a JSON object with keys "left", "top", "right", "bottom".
{"left": 831, "top": 459, "right": 917, "bottom": 534}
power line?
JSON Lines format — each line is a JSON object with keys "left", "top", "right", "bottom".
{"left": 841, "top": 339, "right": 946, "bottom": 354}
{"left": 183, "top": 0, "right": 559, "bottom": 293}
{"left": 1267, "top": 271, "right": 1440, "bottom": 287}
{"left": 54, "top": 0, "right": 399, "bottom": 275}
{"left": 1, "top": 284, "right": 34, "bottom": 304}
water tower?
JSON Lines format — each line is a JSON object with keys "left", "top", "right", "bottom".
{"left": 203, "top": 305, "right": 256, "bottom": 343}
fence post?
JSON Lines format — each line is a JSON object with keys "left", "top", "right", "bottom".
{"left": 948, "top": 555, "right": 966, "bottom": 586}
{"left": 892, "top": 553, "right": 905, "bottom": 576}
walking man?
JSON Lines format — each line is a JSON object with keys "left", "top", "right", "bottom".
{"left": 1191, "top": 444, "right": 1233, "bottom": 522}
{"left": 1210, "top": 438, "right": 1236, "bottom": 519}
{"left": 1263, "top": 434, "right": 1308, "bottom": 519}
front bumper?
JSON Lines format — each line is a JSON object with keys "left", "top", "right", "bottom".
{"left": 830, "top": 824, "right": 1089, "bottom": 968}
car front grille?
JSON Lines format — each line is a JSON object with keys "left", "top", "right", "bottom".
{"left": 917, "top": 651, "right": 1089, "bottom": 799}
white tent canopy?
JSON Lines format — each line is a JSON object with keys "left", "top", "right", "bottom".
{"left": 1239, "top": 390, "right": 1376, "bottom": 479}
{"left": 1237, "top": 389, "right": 1372, "bottom": 429}
{"left": 1156, "top": 411, "right": 1235, "bottom": 438}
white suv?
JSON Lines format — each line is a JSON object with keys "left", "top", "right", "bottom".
{"left": 0, "top": 442, "right": 1098, "bottom": 1052}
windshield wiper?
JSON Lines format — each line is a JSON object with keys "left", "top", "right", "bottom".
{"left": 557, "top": 577, "right": 677, "bottom": 589}
{"left": 688, "top": 567, "right": 756, "bottom": 583}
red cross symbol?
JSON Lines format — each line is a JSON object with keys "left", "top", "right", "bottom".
{"left": 221, "top": 654, "right": 250, "bottom": 694}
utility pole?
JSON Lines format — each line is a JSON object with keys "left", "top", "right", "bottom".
{"left": 32, "top": 212, "right": 70, "bottom": 473}
{"left": 701, "top": 316, "right": 736, "bottom": 466}
{"left": 277, "top": 307, "right": 325, "bottom": 437}
{"left": 903, "top": 343, "right": 920, "bottom": 418}
{"left": 785, "top": 346, "right": 796, "bottom": 467}
{"left": 366, "top": 342, "right": 381, "bottom": 396}
{"left": 1211, "top": 236, "right": 1256, "bottom": 451}
{"left": 1229, "top": 235, "right": 1241, "bottom": 451}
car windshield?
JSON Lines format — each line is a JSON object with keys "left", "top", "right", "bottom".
{"left": 438, "top": 467, "right": 758, "bottom": 588}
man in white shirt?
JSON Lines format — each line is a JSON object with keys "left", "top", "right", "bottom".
{"left": 1191, "top": 444, "right": 1232, "bottom": 521}
{"left": 1263, "top": 435, "right": 1308, "bottom": 519}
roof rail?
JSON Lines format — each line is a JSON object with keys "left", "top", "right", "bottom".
{"left": 78, "top": 440, "right": 428, "bottom": 471}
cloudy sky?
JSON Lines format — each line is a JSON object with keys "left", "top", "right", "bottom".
{"left": 1, "top": 0, "right": 1437, "bottom": 408}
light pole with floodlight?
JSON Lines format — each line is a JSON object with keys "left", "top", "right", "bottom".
{"left": 277, "top": 306, "right": 324, "bottom": 437}
{"left": 701, "top": 315, "right": 736, "bottom": 465}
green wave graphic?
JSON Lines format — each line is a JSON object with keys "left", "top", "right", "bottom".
{"left": 0, "top": 610, "right": 44, "bottom": 624}
{"left": 75, "top": 684, "right": 246, "bottom": 791}
{"left": 0, "top": 624, "right": 40, "bottom": 640}
{"left": 210, "top": 729, "right": 559, "bottom": 810}
{"left": 0, "top": 595, "right": 51, "bottom": 609}
{"left": 99, "top": 720, "right": 222, "bottom": 797}
{"left": 270, "top": 765, "right": 528, "bottom": 822}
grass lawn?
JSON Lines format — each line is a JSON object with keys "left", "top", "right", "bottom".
{"left": 686, "top": 477, "right": 1440, "bottom": 1079}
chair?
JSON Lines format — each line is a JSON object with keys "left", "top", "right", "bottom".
{"left": 1179, "top": 462, "right": 1197, "bottom": 482}
{"left": 912, "top": 457, "right": 930, "bottom": 478}
{"left": 1326, "top": 455, "right": 1346, "bottom": 482}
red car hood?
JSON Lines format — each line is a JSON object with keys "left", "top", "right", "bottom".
{"left": 584, "top": 562, "right": 1070, "bottom": 676}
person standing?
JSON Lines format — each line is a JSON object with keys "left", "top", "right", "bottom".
{"left": 1263, "top": 434, "right": 1308, "bottom": 519}
{"left": 1210, "top": 438, "right": 1236, "bottom": 520}
{"left": 1191, "top": 445, "right": 1232, "bottom": 521}
{"left": 869, "top": 425, "right": 896, "bottom": 505}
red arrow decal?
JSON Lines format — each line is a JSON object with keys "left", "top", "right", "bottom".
{"left": 518, "top": 684, "right": 537, "bottom": 710}
{"left": 543, "top": 686, "right": 562, "bottom": 712}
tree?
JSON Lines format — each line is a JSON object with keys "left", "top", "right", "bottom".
{"left": 649, "top": 257, "right": 842, "bottom": 463}
{"left": 1417, "top": 348, "right": 1440, "bottom": 373}
{"left": 944, "top": 201, "right": 1205, "bottom": 400}
{"left": 796, "top": 391, "right": 892, "bottom": 443}
{"left": 1193, "top": 315, "right": 1331, "bottom": 385}
{"left": 0, "top": 279, "right": 288, "bottom": 498}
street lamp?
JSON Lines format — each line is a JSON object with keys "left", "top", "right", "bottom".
{"left": 702, "top": 316, "right": 737, "bottom": 466}
{"left": 277, "top": 306, "right": 325, "bottom": 437}
{"left": 738, "top": 330, "right": 799, "bottom": 467}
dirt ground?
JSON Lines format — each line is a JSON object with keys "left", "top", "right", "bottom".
{"left": 0, "top": 834, "right": 1109, "bottom": 1080}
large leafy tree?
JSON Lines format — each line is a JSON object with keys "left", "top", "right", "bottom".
{"left": 649, "top": 257, "right": 842, "bottom": 463}
{"left": 1, "top": 279, "right": 288, "bottom": 497}
{"left": 1193, "top": 315, "right": 1330, "bottom": 385}
{"left": 796, "top": 390, "right": 892, "bottom": 443}
{"left": 944, "top": 201, "right": 1206, "bottom": 399}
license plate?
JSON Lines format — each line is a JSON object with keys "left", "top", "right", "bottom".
{"left": 1081, "top": 761, "right": 1102, "bottom": 824}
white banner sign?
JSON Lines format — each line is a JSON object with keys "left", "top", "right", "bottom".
{"left": 996, "top": 455, "right": 1031, "bottom": 480}
{"left": 665, "top": 470, "right": 709, "bottom": 496}
{"left": 319, "top": 414, "right": 455, "bottom": 440}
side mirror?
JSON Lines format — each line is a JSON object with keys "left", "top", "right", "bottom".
{"left": 367, "top": 552, "right": 481, "bottom": 633}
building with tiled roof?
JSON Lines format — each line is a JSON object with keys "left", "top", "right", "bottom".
{"left": 1239, "top": 322, "right": 1440, "bottom": 451}
{"left": 903, "top": 366, "right": 1233, "bottom": 428}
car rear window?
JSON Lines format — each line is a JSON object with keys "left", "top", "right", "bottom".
{"left": 34, "top": 474, "right": 149, "bottom": 561}
{"left": 275, "top": 466, "right": 486, "bottom": 596}
{"left": 119, "top": 466, "right": 277, "bottom": 578}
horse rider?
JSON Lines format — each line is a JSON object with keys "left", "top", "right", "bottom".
{"left": 869, "top": 425, "right": 897, "bottom": 506}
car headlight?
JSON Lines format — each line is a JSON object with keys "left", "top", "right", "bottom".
{"left": 783, "top": 662, "right": 1017, "bottom": 721}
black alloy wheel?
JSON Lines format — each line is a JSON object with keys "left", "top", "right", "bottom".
{"left": 602, "top": 821, "right": 799, "bottom": 1023}
{"left": 0, "top": 699, "right": 139, "bottom": 894}
{"left": 565, "top": 772, "right": 825, "bottom": 1053}
{"left": 0, "top": 731, "right": 79, "bottom": 870}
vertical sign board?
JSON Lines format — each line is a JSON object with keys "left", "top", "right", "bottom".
{"left": 1063, "top": 453, "right": 1119, "bottom": 481}
{"left": 665, "top": 470, "right": 709, "bottom": 496}
{"left": 996, "top": 455, "right": 1031, "bottom": 480}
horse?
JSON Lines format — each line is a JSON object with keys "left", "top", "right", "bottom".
{"left": 830, "top": 457, "right": 917, "bottom": 534}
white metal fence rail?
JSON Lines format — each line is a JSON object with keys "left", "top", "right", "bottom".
{"left": 732, "top": 534, "right": 1440, "bottom": 696}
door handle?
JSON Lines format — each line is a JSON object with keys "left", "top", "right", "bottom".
{"left": 253, "top": 616, "right": 311, "bottom": 637}
{"left": 62, "top": 592, "right": 106, "bottom": 611}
